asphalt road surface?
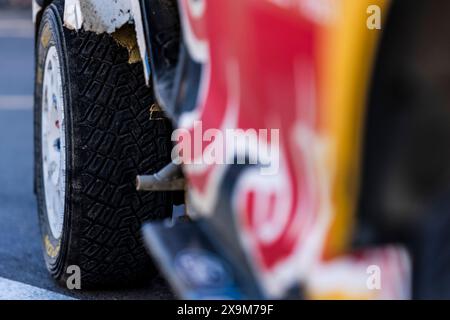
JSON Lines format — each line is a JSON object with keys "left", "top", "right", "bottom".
{"left": 0, "top": 9, "right": 173, "bottom": 300}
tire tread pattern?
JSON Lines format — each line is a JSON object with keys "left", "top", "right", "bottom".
{"left": 65, "top": 28, "right": 173, "bottom": 287}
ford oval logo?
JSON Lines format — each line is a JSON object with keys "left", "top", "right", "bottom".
{"left": 174, "top": 249, "right": 231, "bottom": 288}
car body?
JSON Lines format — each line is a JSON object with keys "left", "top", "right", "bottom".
{"left": 144, "top": 0, "right": 411, "bottom": 299}
{"left": 33, "top": 0, "right": 450, "bottom": 299}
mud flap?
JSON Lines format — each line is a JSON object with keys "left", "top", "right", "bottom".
{"left": 142, "top": 220, "right": 264, "bottom": 300}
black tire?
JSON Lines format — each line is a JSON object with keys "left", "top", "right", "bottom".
{"left": 34, "top": 0, "right": 173, "bottom": 288}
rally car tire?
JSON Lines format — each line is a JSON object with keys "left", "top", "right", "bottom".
{"left": 34, "top": 0, "right": 173, "bottom": 288}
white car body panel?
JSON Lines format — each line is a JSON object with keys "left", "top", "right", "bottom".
{"left": 33, "top": 0, "right": 151, "bottom": 82}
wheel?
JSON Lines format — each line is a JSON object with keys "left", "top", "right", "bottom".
{"left": 34, "top": 0, "right": 173, "bottom": 288}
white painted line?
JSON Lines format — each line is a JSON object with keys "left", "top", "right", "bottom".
{"left": 0, "top": 95, "right": 33, "bottom": 110}
{"left": 0, "top": 277, "right": 75, "bottom": 300}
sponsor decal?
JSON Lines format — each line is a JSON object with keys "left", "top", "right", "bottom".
{"left": 44, "top": 234, "right": 60, "bottom": 258}
{"left": 174, "top": 249, "right": 231, "bottom": 289}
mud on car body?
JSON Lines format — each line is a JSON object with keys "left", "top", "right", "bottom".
{"left": 33, "top": 0, "right": 450, "bottom": 299}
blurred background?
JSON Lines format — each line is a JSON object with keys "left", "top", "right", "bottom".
{"left": 0, "top": 0, "right": 30, "bottom": 9}
{"left": 0, "top": 0, "right": 42, "bottom": 299}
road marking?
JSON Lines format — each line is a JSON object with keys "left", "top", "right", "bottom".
{"left": 0, "top": 277, "right": 75, "bottom": 300}
{"left": 0, "top": 95, "right": 33, "bottom": 110}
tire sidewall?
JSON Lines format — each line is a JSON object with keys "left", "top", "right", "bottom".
{"left": 35, "top": 2, "right": 73, "bottom": 281}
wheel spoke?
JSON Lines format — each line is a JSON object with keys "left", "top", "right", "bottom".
{"left": 41, "top": 46, "right": 66, "bottom": 240}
